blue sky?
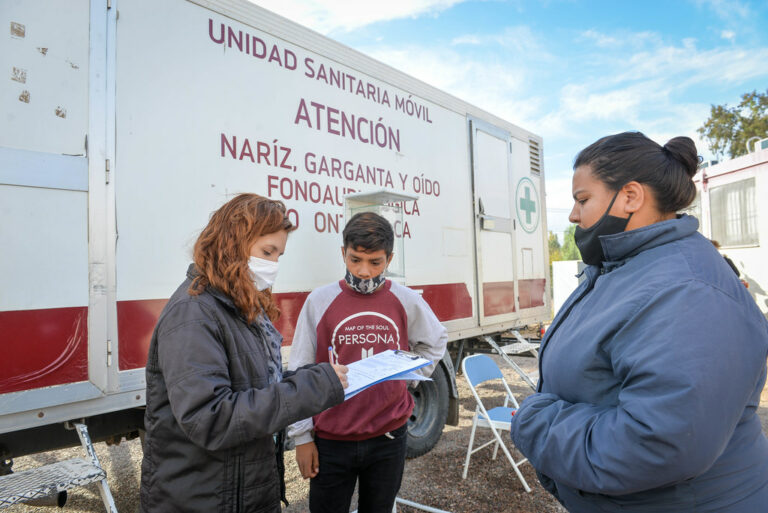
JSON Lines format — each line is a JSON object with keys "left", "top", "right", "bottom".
{"left": 254, "top": 0, "right": 768, "bottom": 236}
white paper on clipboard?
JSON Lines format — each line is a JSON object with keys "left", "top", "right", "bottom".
{"left": 343, "top": 349, "right": 432, "bottom": 400}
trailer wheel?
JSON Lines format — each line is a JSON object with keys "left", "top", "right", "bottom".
{"left": 406, "top": 363, "right": 449, "bottom": 458}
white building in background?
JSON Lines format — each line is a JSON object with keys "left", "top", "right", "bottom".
{"left": 683, "top": 138, "right": 768, "bottom": 317}
{"left": 552, "top": 260, "right": 584, "bottom": 316}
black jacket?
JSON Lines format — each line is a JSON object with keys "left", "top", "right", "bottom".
{"left": 723, "top": 254, "right": 740, "bottom": 276}
{"left": 141, "top": 266, "right": 344, "bottom": 512}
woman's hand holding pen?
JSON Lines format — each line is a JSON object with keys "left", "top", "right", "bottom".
{"left": 332, "top": 364, "right": 348, "bottom": 389}
{"left": 329, "top": 346, "right": 348, "bottom": 389}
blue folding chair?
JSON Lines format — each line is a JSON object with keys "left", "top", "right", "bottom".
{"left": 461, "top": 354, "right": 531, "bottom": 492}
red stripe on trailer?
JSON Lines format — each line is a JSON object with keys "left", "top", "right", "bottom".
{"left": 1, "top": 283, "right": 479, "bottom": 385}
{"left": 117, "top": 299, "right": 168, "bottom": 371}
{"left": 117, "top": 283, "right": 475, "bottom": 370}
{"left": 518, "top": 278, "right": 546, "bottom": 309}
{"left": 0, "top": 307, "right": 88, "bottom": 394}
{"left": 483, "top": 281, "right": 516, "bottom": 317}
{"left": 482, "top": 278, "right": 547, "bottom": 317}
{"left": 410, "top": 283, "right": 473, "bottom": 321}
{"left": 115, "top": 293, "right": 314, "bottom": 371}
{"left": 273, "top": 291, "right": 310, "bottom": 349}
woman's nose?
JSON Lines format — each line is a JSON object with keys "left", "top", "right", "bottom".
{"left": 569, "top": 204, "right": 579, "bottom": 224}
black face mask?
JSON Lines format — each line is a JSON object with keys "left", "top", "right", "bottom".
{"left": 574, "top": 191, "right": 633, "bottom": 266}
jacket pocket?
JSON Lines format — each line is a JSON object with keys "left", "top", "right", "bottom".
{"left": 242, "top": 449, "right": 281, "bottom": 512}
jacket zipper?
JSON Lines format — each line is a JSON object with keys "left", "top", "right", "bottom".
{"left": 234, "top": 454, "right": 243, "bottom": 513}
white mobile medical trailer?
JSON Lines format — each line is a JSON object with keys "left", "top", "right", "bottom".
{"left": 687, "top": 141, "right": 768, "bottom": 317}
{"left": 0, "top": 0, "right": 550, "bottom": 471}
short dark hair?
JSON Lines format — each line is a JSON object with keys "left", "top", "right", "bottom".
{"left": 574, "top": 131, "right": 698, "bottom": 213}
{"left": 343, "top": 212, "right": 394, "bottom": 255}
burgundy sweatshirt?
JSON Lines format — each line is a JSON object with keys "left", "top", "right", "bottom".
{"left": 287, "top": 279, "right": 447, "bottom": 443}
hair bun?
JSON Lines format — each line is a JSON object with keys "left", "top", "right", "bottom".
{"left": 663, "top": 137, "right": 698, "bottom": 178}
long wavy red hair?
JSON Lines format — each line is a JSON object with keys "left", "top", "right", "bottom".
{"left": 189, "top": 194, "right": 295, "bottom": 323}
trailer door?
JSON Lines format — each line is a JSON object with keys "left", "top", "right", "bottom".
{"left": 510, "top": 137, "right": 547, "bottom": 312}
{"left": 0, "top": 1, "right": 113, "bottom": 416}
{"left": 469, "top": 119, "right": 518, "bottom": 325}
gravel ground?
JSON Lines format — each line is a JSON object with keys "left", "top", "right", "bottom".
{"left": 6, "top": 355, "right": 768, "bottom": 513}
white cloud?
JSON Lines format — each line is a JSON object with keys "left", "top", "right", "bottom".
{"left": 721, "top": 30, "right": 736, "bottom": 41}
{"left": 251, "top": 0, "right": 465, "bottom": 33}
{"left": 640, "top": 103, "right": 714, "bottom": 151}
{"left": 372, "top": 25, "right": 768, "bottom": 152}
{"left": 529, "top": 29, "right": 768, "bottom": 172}
{"left": 535, "top": 78, "right": 671, "bottom": 141}
{"left": 450, "top": 35, "right": 482, "bottom": 46}
{"left": 450, "top": 26, "right": 553, "bottom": 59}
{"left": 559, "top": 84, "right": 647, "bottom": 122}
{"left": 580, "top": 29, "right": 619, "bottom": 48}
{"left": 544, "top": 177, "right": 575, "bottom": 234}
{"left": 362, "top": 45, "right": 545, "bottom": 127}
{"left": 694, "top": 0, "right": 750, "bottom": 21}
{"left": 578, "top": 29, "right": 660, "bottom": 49}
{"left": 614, "top": 43, "right": 768, "bottom": 89}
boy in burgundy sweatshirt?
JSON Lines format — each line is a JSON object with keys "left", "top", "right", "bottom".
{"left": 287, "top": 212, "right": 447, "bottom": 513}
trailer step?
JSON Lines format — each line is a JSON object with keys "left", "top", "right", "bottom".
{"left": 500, "top": 330, "right": 540, "bottom": 358}
{"left": 482, "top": 335, "right": 538, "bottom": 391}
{"left": 0, "top": 459, "right": 103, "bottom": 507}
{"left": 0, "top": 423, "right": 117, "bottom": 512}
{"left": 499, "top": 341, "right": 540, "bottom": 356}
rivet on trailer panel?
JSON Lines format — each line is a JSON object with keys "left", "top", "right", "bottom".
{"left": 11, "top": 67, "right": 26, "bottom": 83}
{"left": 10, "top": 22, "right": 25, "bottom": 38}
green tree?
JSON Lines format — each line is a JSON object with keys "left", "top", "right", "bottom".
{"left": 561, "top": 224, "right": 581, "bottom": 260}
{"left": 698, "top": 89, "right": 768, "bottom": 159}
{"left": 548, "top": 227, "right": 580, "bottom": 297}
{"left": 547, "top": 231, "right": 562, "bottom": 297}
{"left": 548, "top": 231, "right": 563, "bottom": 263}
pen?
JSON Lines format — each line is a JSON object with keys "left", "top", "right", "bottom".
{"left": 328, "top": 346, "right": 335, "bottom": 365}
{"left": 394, "top": 349, "right": 419, "bottom": 360}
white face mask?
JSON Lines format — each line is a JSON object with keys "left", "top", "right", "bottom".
{"left": 248, "top": 256, "right": 279, "bottom": 291}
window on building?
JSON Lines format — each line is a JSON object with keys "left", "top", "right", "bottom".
{"left": 710, "top": 178, "right": 758, "bottom": 247}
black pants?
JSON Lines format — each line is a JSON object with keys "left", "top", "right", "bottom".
{"left": 309, "top": 423, "right": 408, "bottom": 513}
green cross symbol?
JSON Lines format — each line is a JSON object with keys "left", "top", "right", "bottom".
{"left": 519, "top": 187, "right": 536, "bottom": 224}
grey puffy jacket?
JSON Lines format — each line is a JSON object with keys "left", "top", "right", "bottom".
{"left": 141, "top": 266, "right": 344, "bottom": 512}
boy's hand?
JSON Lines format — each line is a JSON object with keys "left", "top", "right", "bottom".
{"left": 296, "top": 441, "right": 320, "bottom": 479}
{"left": 332, "top": 363, "right": 349, "bottom": 389}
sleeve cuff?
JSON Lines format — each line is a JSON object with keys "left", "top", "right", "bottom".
{"left": 292, "top": 431, "right": 314, "bottom": 446}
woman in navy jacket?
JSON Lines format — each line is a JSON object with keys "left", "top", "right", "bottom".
{"left": 511, "top": 132, "right": 768, "bottom": 512}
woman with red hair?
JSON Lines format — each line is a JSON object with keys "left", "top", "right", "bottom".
{"left": 140, "top": 193, "right": 347, "bottom": 513}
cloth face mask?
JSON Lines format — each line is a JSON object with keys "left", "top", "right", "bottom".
{"left": 344, "top": 268, "right": 385, "bottom": 294}
{"left": 574, "top": 191, "right": 632, "bottom": 266}
{"left": 248, "top": 256, "right": 279, "bottom": 291}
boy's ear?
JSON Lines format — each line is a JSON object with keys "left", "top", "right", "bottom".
{"left": 386, "top": 253, "right": 394, "bottom": 266}
{"left": 341, "top": 246, "right": 346, "bottom": 259}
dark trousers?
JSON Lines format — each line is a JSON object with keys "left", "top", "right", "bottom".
{"left": 309, "top": 423, "right": 408, "bottom": 513}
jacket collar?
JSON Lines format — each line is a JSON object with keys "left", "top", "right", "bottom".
{"left": 186, "top": 263, "right": 239, "bottom": 312}
{"left": 599, "top": 214, "right": 699, "bottom": 266}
